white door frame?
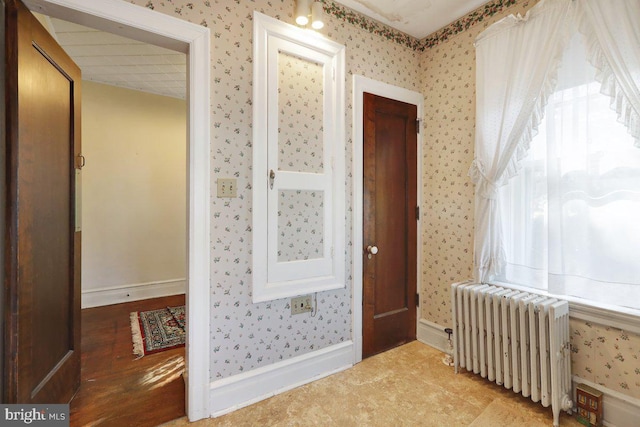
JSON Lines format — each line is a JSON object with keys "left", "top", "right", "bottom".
{"left": 24, "top": 0, "right": 211, "bottom": 420}
{"left": 351, "top": 75, "right": 423, "bottom": 363}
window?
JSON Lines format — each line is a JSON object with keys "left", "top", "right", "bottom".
{"left": 498, "top": 35, "right": 640, "bottom": 309}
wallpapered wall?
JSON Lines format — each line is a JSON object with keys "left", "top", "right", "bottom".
{"left": 419, "top": 0, "right": 640, "bottom": 401}
{"left": 277, "top": 52, "right": 325, "bottom": 263}
{"left": 420, "top": 0, "right": 537, "bottom": 334}
{"left": 127, "top": 0, "right": 421, "bottom": 380}
{"left": 125, "top": 0, "right": 640, "bottom": 401}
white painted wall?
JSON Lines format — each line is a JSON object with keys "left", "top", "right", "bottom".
{"left": 81, "top": 81, "right": 187, "bottom": 307}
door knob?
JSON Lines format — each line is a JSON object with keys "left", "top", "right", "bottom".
{"left": 366, "top": 245, "right": 378, "bottom": 259}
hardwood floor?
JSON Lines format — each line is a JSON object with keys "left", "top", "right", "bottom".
{"left": 70, "top": 295, "right": 186, "bottom": 427}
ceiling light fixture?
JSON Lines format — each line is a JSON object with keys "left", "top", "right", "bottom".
{"left": 296, "top": 0, "right": 324, "bottom": 30}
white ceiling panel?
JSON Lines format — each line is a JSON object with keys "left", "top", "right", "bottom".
{"left": 48, "top": 17, "right": 186, "bottom": 100}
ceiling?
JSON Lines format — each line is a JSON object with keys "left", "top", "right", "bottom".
{"left": 40, "top": 1, "right": 487, "bottom": 100}
{"left": 334, "top": 0, "right": 490, "bottom": 39}
{"left": 47, "top": 17, "right": 187, "bottom": 100}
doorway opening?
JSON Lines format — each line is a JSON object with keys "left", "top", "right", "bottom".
{"left": 24, "top": 0, "right": 211, "bottom": 421}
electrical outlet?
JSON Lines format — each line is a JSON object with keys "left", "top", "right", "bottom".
{"left": 217, "top": 178, "right": 237, "bottom": 198}
{"left": 291, "top": 295, "right": 313, "bottom": 315}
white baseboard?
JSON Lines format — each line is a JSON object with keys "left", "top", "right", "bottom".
{"left": 81, "top": 278, "right": 186, "bottom": 308}
{"left": 417, "top": 318, "right": 449, "bottom": 353}
{"left": 209, "top": 341, "right": 354, "bottom": 417}
{"left": 572, "top": 376, "right": 640, "bottom": 427}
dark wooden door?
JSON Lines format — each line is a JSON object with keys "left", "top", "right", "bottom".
{"left": 4, "top": 0, "right": 82, "bottom": 403}
{"left": 363, "top": 92, "right": 417, "bottom": 358}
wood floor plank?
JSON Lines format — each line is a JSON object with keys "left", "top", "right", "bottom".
{"left": 70, "top": 295, "right": 186, "bottom": 427}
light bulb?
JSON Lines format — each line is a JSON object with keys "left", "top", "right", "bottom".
{"left": 311, "top": 1, "right": 324, "bottom": 29}
{"left": 296, "top": 0, "right": 310, "bottom": 26}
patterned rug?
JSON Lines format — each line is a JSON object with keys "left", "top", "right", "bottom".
{"left": 130, "top": 305, "right": 185, "bottom": 358}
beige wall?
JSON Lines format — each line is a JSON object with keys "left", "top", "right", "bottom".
{"left": 81, "top": 81, "right": 187, "bottom": 293}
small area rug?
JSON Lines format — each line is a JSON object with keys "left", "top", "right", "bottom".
{"left": 130, "top": 305, "right": 185, "bottom": 358}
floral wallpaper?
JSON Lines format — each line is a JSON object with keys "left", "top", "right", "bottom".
{"left": 570, "top": 319, "right": 640, "bottom": 400}
{"left": 276, "top": 52, "right": 325, "bottom": 262}
{"left": 278, "top": 190, "right": 324, "bottom": 262}
{"left": 320, "top": 0, "right": 421, "bottom": 51}
{"left": 320, "top": 0, "right": 526, "bottom": 52}
{"left": 419, "top": 0, "right": 536, "bottom": 347}
{"left": 278, "top": 51, "right": 324, "bottom": 174}
{"left": 125, "top": 0, "right": 640, "bottom": 404}
{"left": 127, "top": 0, "right": 421, "bottom": 380}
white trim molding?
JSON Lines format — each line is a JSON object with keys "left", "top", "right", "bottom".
{"left": 81, "top": 279, "right": 186, "bottom": 308}
{"left": 252, "top": 12, "right": 346, "bottom": 302}
{"left": 569, "top": 302, "right": 640, "bottom": 336}
{"left": 352, "top": 75, "right": 424, "bottom": 364}
{"left": 491, "top": 280, "right": 640, "bottom": 334}
{"left": 23, "top": 0, "right": 211, "bottom": 421}
{"left": 572, "top": 376, "right": 640, "bottom": 427}
{"left": 417, "top": 319, "right": 449, "bottom": 354}
{"left": 209, "top": 342, "right": 353, "bottom": 417}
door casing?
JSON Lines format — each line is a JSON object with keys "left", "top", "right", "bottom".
{"left": 21, "top": 0, "right": 211, "bottom": 420}
{"left": 352, "top": 75, "right": 423, "bottom": 364}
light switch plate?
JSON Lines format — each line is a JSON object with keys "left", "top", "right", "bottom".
{"left": 217, "top": 178, "right": 237, "bottom": 198}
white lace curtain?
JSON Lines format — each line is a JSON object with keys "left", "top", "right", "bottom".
{"left": 471, "top": 0, "right": 640, "bottom": 285}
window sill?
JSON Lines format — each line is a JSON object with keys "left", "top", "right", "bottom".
{"left": 489, "top": 280, "right": 640, "bottom": 335}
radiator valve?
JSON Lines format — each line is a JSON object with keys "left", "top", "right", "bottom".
{"left": 442, "top": 327, "right": 454, "bottom": 367}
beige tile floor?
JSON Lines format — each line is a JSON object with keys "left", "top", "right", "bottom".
{"left": 163, "top": 341, "right": 582, "bottom": 426}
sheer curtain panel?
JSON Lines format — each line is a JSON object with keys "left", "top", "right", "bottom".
{"left": 579, "top": 0, "right": 640, "bottom": 147}
{"left": 472, "top": 0, "right": 640, "bottom": 310}
{"left": 470, "top": 0, "right": 573, "bottom": 282}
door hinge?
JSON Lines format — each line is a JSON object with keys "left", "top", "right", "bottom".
{"left": 415, "top": 293, "right": 420, "bottom": 307}
{"left": 415, "top": 205, "right": 420, "bottom": 220}
{"left": 416, "top": 119, "right": 420, "bottom": 134}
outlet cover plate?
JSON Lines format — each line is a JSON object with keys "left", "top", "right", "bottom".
{"left": 291, "top": 295, "right": 312, "bottom": 315}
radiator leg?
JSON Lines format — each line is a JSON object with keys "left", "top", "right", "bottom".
{"left": 552, "top": 405, "right": 560, "bottom": 427}
{"left": 552, "top": 394, "right": 572, "bottom": 427}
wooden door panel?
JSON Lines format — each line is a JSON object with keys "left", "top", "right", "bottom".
{"left": 4, "top": 0, "right": 81, "bottom": 403}
{"left": 0, "top": 0, "right": 6, "bottom": 402}
{"left": 374, "top": 314, "right": 406, "bottom": 352}
{"left": 374, "top": 112, "right": 408, "bottom": 315}
{"left": 21, "top": 45, "right": 73, "bottom": 399}
{"left": 363, "top": 93, "right": 417, "bottom": 358}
